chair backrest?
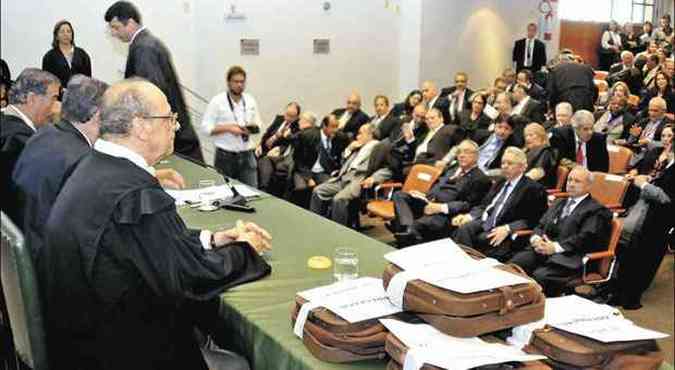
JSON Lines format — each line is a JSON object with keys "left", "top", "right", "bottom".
{"left": 401, "top": 164, "right": 444, "bottom": 194}
{"left": 1, "top": 213, "right": 48, "bottom": 370}
{"left": 598, "top": 217, "right": 624, "bottom": 277}
{"left": 552, "top": 165, "right": 570, "bottom": 192}
{"left": 607, "top": 145, "right": 633, "bottom": 174}
{"left": 590, "top": 172, "right": 629, "bottom": 209}
{"left": 594, "top": 71, "right": 609, "bottom": 80}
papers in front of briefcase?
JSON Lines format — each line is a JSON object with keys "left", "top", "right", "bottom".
{"left": 507, "top": 295, "right": 669, "bottom": 348}
{"left": 380, "top": 319, "right": 546, "bottom": 370}
{"left": 165, "top": 184, "right": 261, "bottom": 206}
{"left": 384, "top": 239, "right": 531, "bottom": 297}
{"left": 293, "top": 277, "right": 403, "bottom": 338}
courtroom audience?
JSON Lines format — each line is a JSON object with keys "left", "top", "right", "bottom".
{"left": 441, "top": 71, "right": 473, "bottom": 125}
{"left": 390, "top": 89, "right": 422, "bottom": 120}
{"left": 331, "top": 92, "right": 371, "bottom": 139}
{"left": 549, "top": 110, "right": 610, "bottom": 172}
{"left": 457, "top": 91, "right": 492, "bottom": 144}
{"left": 523, "top": 123, "right": 558, "bottom": 189}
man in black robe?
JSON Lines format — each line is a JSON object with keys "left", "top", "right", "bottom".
{"left": 0, "top": 68, "right": 60, "bottom": 226}
{"left": 105, "top": 1, "right": 203, "bottom": 161}
{"left": 39, "top": 79, "right": 271, "bottom": 370}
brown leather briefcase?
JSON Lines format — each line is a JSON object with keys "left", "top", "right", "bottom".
{"left": 382, "top": 248, "right": 545, "bottom": 337}
{"left": 524, "top": 326, "right": 664, "bottom": 370}
{"left": 385, "top": 333, "right": 552, "bottom": 370}
{"left": 290, "top": 295, "right": 402, "bottom": 363}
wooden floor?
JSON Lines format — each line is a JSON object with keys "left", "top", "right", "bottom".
{"left": 357, "top": 214, "right": 675, "bottom": 364}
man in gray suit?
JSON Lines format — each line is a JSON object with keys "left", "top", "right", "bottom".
{"left": 310, "top": 124, "right": 384, "bottom": 226}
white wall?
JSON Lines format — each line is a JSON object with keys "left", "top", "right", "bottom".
{"left": 419, "top": 0, "right": 560, "bottom": 90}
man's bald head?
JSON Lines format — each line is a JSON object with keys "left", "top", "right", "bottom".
{"left": 421, "top": 81, "right": 438, "bottom": 102}
{"left": 567, "top": 166, "right": 594, "bottom": 197}
{"left": 100, "top": 79, "right": 168, "bottom": 138}
{"left": 346, "top": 92, "right": 362, "bottom": 113}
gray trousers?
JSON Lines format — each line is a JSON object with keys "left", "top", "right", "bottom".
{"left": 309, "top": 174, "right": 364, "bottom": 226}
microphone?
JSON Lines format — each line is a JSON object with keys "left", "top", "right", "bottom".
{"left": 173, "top": 153, "right": 256, "bottom": 213}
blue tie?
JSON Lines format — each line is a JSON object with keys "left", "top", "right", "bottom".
{"left": 484, "top": 182, "right": 511, "bottom": 231}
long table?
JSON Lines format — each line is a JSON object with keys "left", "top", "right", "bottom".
{"left": 159, "top": 155, "right": 393, "bottom": 370}
{"left": 159, "top": 155, "right": 673, "bottom": 370}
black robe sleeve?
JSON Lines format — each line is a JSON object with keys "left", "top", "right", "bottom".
{"left": 103, "top": 187, "right": 271, "bottom": 303}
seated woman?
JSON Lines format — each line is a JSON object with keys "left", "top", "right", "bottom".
{"left": 594, "top": 95, "right": 636, "bottom": 144}
{"left": 628, "top": 124, "right": 673, "bottom": 176}
{"left": 523, "top": 123, "right": 558, "bottom": 189}
{"left": 457, "top": 91, "right": 492, "bottom": 145}
{"left": 638, "top": 71, "right": 675, "bottom": 121}
{"left": 598, "top": 80, "right": 631, "bottom": 112}
{"left": 612, "top": 141, "right": 674, "bottom": 310}
{"left": 390, "top": 89, "right": 422, "bottom": 120}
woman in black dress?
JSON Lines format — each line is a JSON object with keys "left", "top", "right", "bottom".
{"left": 42, "top": 20, "right": 91, "bottom": 88}
{"left": 523, "top": 122, "right": 557, "bottom": 189}
{"left": 457, "top": 91, "right": 491, "bottom": 144}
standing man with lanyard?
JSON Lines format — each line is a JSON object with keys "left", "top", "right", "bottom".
{"left": 201, "top": 65, "right": 263, "bottom": 187}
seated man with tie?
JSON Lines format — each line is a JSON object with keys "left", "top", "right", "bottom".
{"left": 452, "top": 147, "right": 548, "bottom": 260}
{"left": 310, "top": 124, "right": 384, "bottom": 226}
{"left": 370, "top": 95, "right": 401, "bottom": 141}
{"left": 508, "top": 167, "right": 612, "bottom": 296}
{"left": 388, "top": 140, "right": 492, "bottom": 247}
{"left": 390, "top": 108, "right": 465, "bottom": 179}
{"left": 441, "top": 72, "right": 474, "bottom": 125}
{"left": 286, "top": 114, "right": 348, "bottom": 207}
{"left": 331, "top": 92, "right": 371, "bottom": 139}
{"left": 550, "top": 110, "right": 610, "bottom": 172}
{"left": 472, "top": 114, "right": 519, "bottom": 175}
{"left": 516, "top": 69, "right": 547, "bottom": 104}
{"left": 421, "top": 80, "right": 451, "bottom": 125}
{"left": 511, "top": 83, "right": 546, "bottom": 124}
{"left": 256, "top": 102, "right": 301, "bottom": 193}
{"left": 617, "top": 97, "right": 672, "bottom": 153}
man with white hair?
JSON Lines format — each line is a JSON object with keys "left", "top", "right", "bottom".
{"left": 608, "top": 50, "right": 643, "bottom": 93}
{"left": 40, "top": 79, "right": 272, "bottom": 370}
{"left": 550, "top": 109, "right": 610, "bottom": 171}
{"left": 544, "top": 102, "right": 574, "bottom": 131}
{"left": 452, "top": 147, "right": 547, "bottom": 259}
{"left": 623, "top": 96, "right": 672, "bottom": 151}
{"left": 508, "top": 166, "right": 612, "bottom": 296}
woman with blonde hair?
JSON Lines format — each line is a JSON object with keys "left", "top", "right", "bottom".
{"left": 523, "top": 122, "right": 558, "bottom": 188}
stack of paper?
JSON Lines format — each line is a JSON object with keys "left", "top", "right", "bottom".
{"left": 165, "top": 184, "right": 262, "bottom": 206}
{"left": 380, "top": 319, "right": 546, "bottom": 370}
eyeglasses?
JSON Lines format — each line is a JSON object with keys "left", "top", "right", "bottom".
{"left": 142, "top": 112, "right": 181, "bottom": 132}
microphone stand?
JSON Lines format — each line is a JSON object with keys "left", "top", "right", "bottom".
{"left": 173, "top": 153, "right": 255, "bottom": 212}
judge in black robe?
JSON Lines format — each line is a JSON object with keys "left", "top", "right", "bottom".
{"left": 39, "top": 78, "right": 270, "bottom": 369}
{"left": 124, "top": 28, "right": 203, "bottom": 161}
{"left": 0, "top": 112, "right": 35, "bottom": 225}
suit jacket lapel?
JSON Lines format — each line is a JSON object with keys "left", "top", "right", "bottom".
{"left": 496, "top": 176, "right": 525, "bottom": 224}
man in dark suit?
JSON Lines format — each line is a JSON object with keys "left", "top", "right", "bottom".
{"left": 547, "top": 54, "right": 597, "bottom": 112}
{"left": 310, "top": 124, "right": 386, "bottom": 226}
{"left": 371, "top": 95, "right": 401, "bottom": 141}
{"left": 618, "top": 97, "right": 672, "bottom": 151}
{"left": 476, "top": 114, "right": 519, "bottom": 173}
{"left": 543, "top": 102, "right": 574, "bottom": 131}
{"left": 11, "top": 76, "right": 107, "bottom": 261}
{"left": 607, "top": 51, "right": 643, "bottom": 95}
{"left": 516, "top": 69, "right": 547, "bottom": 103}
{"left": 390, "top": 140, "right": 492, "bottom": 247}
{"left": 511, "top": 84, "right": 546, "bottom": 124}
{"left": 393, "top": 108, "right": 465, "bottom": 176}
{"left": 453, "top": 147, "right": 548, "bottom": 260}
{"left": 512, "top": 23, "right": 547, "bottom": 73}
{"left": 508, "top": 167, "right": 612, "bottom": 296}
{"left": 550, "top": 110, "right": 610, "bottom": 172}
{"left": 332, "top": 92, "right": 371, "bottom": 139}
{"left": 441, "top": 72, "right": 474, "bottom": 125}
{"left": 256, "top": 102, "right": 300, "bottom": 193}
{"left": 286, "top": 114, "right": 348, "bottom": 207}
{"left": 0, "top": 68, "right": 60, "bottom": 226}
{"left": 421, "top": 80, "right": 451, "bottom": 125}
{"left": 255, "top": 102, "right": 300, "bottom": 158}
{"left": 105, "top": 1, "right": 202, "bottom": 161}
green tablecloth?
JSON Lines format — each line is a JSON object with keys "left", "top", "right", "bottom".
{"left": 159, "top": 156, "right": 393, "bottom": 370}
{"left": 159, "top": 155, "right": 674, "bottom": 370}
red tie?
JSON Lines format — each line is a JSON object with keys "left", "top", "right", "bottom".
{"left": 576, "top": 142, "right": 585, "bottom": 165}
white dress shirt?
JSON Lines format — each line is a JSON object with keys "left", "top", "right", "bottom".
{"left": 512, "top": 96, "right": 530, "bottom": 116}
{"left": 200, "top": 91, "right": 263, "bottom": 152}
{"left": 524, "top": 38, "right": 535, "bottom": 67}
{"left": 311, "top": 130, "right": 331, "bottom": 173}
{"left": 482, "top": 174, "right": 523, "bottom": 223}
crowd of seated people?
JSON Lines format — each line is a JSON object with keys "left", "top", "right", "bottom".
{"left": 3, "top": 18, "right": 675, "bottom": 370}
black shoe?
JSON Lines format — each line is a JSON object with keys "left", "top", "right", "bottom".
{"left": 385, "top": 221, "right": 402, "bottom": 234}
{"left": 622, "top": 301, "right": 643, "bottom": 310}
{"left": 394, "top": 230, "right": 420, "bottom": 248}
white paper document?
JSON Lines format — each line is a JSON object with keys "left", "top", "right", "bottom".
{"left": 297, "top": 277, "right": 402, "bottom": 323}
{"left": 507, "top": 295, "right": 669, "bottom": 347}
{"left": 165, "top": 185, "right": 233, "bottom": 206}
{"left": 380, "top": 319, "right": 546, "bottom": 370}
{"left": 384, "top": 239, "right": 474, "bottom": 271}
